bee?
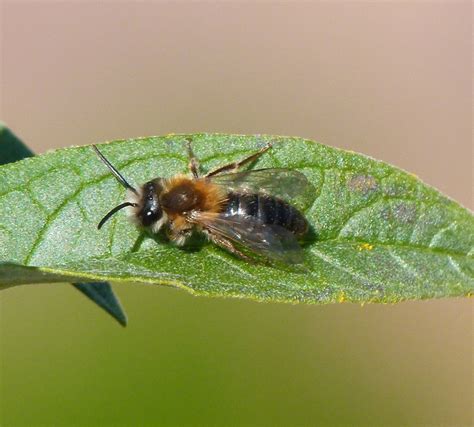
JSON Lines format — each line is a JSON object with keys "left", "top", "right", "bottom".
{"left": 92, "top": 140, "right": 313, "bottom": 264}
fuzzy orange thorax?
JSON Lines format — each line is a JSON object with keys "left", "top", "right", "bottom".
{"left": 160, "top": 175, "right": 227, "bottom": 216}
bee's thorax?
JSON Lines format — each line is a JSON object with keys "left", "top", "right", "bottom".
{"left": 126, "top": 175, "right": 226, "bottom": 233}
{"left": 161, "top": 175, "right": 226, "bottom": 215}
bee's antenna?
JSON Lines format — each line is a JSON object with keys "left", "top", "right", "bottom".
{"left": 98, "top": 202, "right": 138, "bottom": 230}
{"left": 92, "top": 145, "right": 138, "bottom": 195}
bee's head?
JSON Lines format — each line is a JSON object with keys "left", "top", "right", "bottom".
{"left": 127, "top": 179, "right": 167, "bottom": 232}
{"left": 93, "top": 145, "right": 167, "bottom": 231}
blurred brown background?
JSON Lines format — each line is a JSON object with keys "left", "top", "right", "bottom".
{"left": 1, "top": 2, "right": 472, "bottom": 426}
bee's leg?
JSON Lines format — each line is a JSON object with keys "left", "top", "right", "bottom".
{"left": 207, "top": 233, "right": 252, "bottom": 262}
{"left": 167, "top": 222, "right": 193, "bottom": 246}
{"left": 205, "top": 142, "right": 273, "bottom": 177}
{"left": 185, "top": 138, "right": 200, "bottom": 178}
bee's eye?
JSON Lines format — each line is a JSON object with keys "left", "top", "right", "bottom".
{"left": 139, "top": 180, "right": 163, "bottom": 227}
{"left": 141, "top": 201, "right": 162, "bottom": 226}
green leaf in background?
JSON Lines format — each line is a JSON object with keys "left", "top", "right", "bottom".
{"left": 0, "top": 124, "right": 127, "bottom": 326}
{"left": 0, "top": 124, "right": 35, "bottom": 164}
{"left": 0, "top": 133, "right": 472, "bottom": 303}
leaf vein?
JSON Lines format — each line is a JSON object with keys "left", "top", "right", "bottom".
{"left": 447, "top": 256, "right": 473, "bottom": 283}
{"left": 388, "top": 251, "right": 422, "bottom": 281}
{"left": 428, "top": 222, "right": 456, "bottom": 248}
{"left": 310, "top": 247, "right": 378, "bottom": 289}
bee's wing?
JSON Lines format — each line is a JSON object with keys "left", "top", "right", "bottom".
{"left": 195, "top": 212, "right": 304, "bottom": 264}
{"left": 208, "top": 169, "right": 314, "bottom": 208}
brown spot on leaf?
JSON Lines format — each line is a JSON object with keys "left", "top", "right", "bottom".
{"left": 394, "top": 202, "right": 417, "bottom": 224}
{"left": 348, "top": 174, "right": 378, "bottom": 195}
{"left": 380, "top": 202, "right": 417, "bottom": 224}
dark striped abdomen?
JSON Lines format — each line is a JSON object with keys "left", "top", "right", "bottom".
{"left": 223, "top": 192, "right": 308, "bottom": 237}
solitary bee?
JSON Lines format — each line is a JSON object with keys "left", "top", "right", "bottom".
{"left": 93, "top": 141, "right": 313, "bottom": 264}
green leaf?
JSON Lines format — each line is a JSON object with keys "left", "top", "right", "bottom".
{"left": 72, "top": 282, "right": 127, "bottom": 326}
{"left": 0, "top": 134, "right": 472, "bottom": 303}
{"left": 0, "top": 123, "right": 127, "bottom": 326}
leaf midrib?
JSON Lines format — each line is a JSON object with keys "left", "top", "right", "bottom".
{"left": 35, "top": 239, "right": 472, "bottom": 273}
{"left": 22, "top": 181, "right": 470, "bottom": 267}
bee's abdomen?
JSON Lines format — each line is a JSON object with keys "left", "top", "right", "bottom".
{"left": 224, "top": 192, "right": 308, "bottom": 237}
